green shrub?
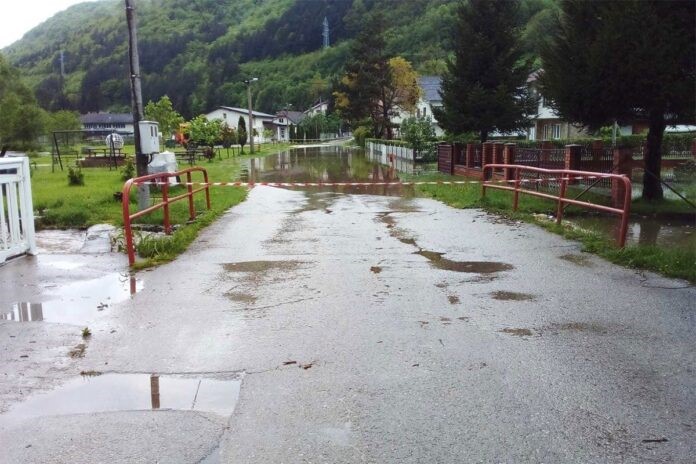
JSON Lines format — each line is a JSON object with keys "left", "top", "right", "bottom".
{"left": 120, "top": 158, "right": 136, "bottom": 181}
{"left": 353, "top": 126, "right": 371, "bottom": 147}
{"left": 67, "top": 166, "right": 84, "bottom": 186}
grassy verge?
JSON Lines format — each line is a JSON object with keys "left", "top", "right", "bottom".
{"left": 405, "top": 171, "right": 695, "bottom": 283}
{"left": 30, "top": 142, "right": 290, "bottom": 267}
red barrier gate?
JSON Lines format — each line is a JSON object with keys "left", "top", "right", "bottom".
{"left": 122, "top": 167, "right": 211, "bottom": 266}
{"left": 482, "top": 164, "right": 632, "bottom": 247}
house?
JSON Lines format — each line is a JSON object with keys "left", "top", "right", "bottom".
{"left": 393, "top": 76, "right": 445, "bottom": 137}
{"left": 205, "top": 106, "right": 277, "bottom": 144}
{"left": 273, "top": 110, "right": 305, "bottom": 141}
{"left": 80, "top": 113, "right": 134, "bottom": 135}
{"left": 303, "top": 100, "right": 328, "bottom": 117}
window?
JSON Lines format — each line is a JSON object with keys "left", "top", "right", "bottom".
{"left": 423, "top": 107, "right": 427, "bottom": 116}
{"left": 223, "top": 113, "right": 227, "bottom": 119}
{"left": 552, "top": 124, "right": 561, "bottom": 139}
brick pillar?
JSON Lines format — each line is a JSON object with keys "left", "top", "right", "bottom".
{"left": 540, "top": 140, "right": 553, "bottom": 166}
{"left": 453, "top": 143, "right": 464, "bottom": 166}
{"left": 482, "top": 142, "right": 494, "bottom": 179}
{"left": 591, "top": 139, "right": 603, "bottom": 163}
{"left": 493, "top": 142, "right": 505, "bottom": 175}
{"left": 565, "top": 144, "right": 582, "bottom": 184}
{"left": 612, "top": 147, "right": 633, "bottom": 208}
{"left": 465, "top": 143, "right": 474, "bottom": 168}
{"left": 503, "top": 143, "right": 516, "bottom": 181}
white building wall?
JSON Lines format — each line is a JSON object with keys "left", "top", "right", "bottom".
{"left": 205, "top": 108, "right": 273, "bottom": 143}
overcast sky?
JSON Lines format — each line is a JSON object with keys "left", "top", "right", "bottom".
{"left": 1, "top": 0, "right": 90, "bottom": 49}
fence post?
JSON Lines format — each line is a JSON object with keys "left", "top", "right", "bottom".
{"left": 503, "top": 143, "right": 516, "bottom": 181}
{"left": 692, "top": 138, "right": 696, "bottom": 160}
{"left": 612, "top": 147, "right": 633, "bottom": 208}
{"left": 565, "top": 144, "right": 582, "bottom": 184}
{"left": 482, "top": 142, "right": 494, "bottom": 179}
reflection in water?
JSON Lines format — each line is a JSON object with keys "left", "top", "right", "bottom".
{"left": 1, "top": 274, "right": 142, "bottom": 324}
{"left": 569, "top": 215, "right": 696, "bottom": 249}
{"left": 235, "top": 145, "right": 414, "bottom": 197}
{"left": 0, "top": 373, "right": 241, "bottom": 425}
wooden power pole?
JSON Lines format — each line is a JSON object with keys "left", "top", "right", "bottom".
{"left": 125, "top": 0, "right": 149, "bottom": 209}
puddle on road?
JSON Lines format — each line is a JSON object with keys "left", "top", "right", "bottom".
{"left": 0, "top": 373, "right": 241, "bottom": 426}
{"left": 542, "top": 322, "right": 608, "bottom": 335}
{"left": 1, "top": 273, "right": 143, "bottom": 324}
{"left": 415, "top": 250, "right": 514, "bottom": 274}
{"left": 490, "top": 291, "right": 536, "bottom": 301}
{"left": 224, "top": 292, "right": 257, "bottom": 304}
{"left": 499, "top": 328, "right": 534, "bottom": 337}
{"left": 559, "top": 254, "right": 594, "bottom": 267}
{"left": 222, "top": 260, "right": 303, "bottom": 273}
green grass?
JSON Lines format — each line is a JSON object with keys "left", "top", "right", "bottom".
{"left": 30, "top": 142, "right": 290, "bottom": 267}
{"left": 407, "top": 171, "right": 695, "bottom": 283}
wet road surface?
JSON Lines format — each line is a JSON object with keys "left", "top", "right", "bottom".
{"left": 0, "top": 147, "right": 695, "bottom": 463}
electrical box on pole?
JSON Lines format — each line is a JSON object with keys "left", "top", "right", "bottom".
{"left": 138, "top": 121, "right": 160, "bottom": 155}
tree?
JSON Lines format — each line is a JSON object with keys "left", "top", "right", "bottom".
{"left": 434, "top": 0, "right": 537, "bottom": 142}
{"left": 333, "top": 13, "right": 391, "bottom": 138}
{"left": 44, "top": 110, "right": 81, "bottom": 134}
{"left": 237, "top": 116, "right": 247, "bottom": 153}
{"left": 145, "top": 95, "right": 185, "bottom": 138}
{"left": 540, "top": 0, "right": 695, "bottom": 201}
{"left": 188, "top": 116, "right": 222, "bottom": 149}
{"left": 220, "top": 123, "right": 237, "bottom": 148}
{"left": 401, "top": 116, "right": 436, "bottom": 159}
{"left": 0, "top": 55, "right": 45, "bottom": 156}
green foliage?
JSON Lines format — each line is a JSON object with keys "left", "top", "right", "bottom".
{"left": 5, "top": 0, "right": 556, "bottom": 118}
{"left": 43, "top": 110, "right": 81, "bottom": 134}
{"left": 220, "top": 123, "right": 237, "bottom": 148}
{"left": 144, "top": 95, "right": 184, "bottom": 137}
{"left": 353, "top": 126, "right": 372, "bottom": 148}
{"left": 188, "top": 115, "right": 222, "bottom": 147}
{"left": 81, "top": 327, "right": 91, "bottom": 338}
{"left": 67, "top": 166, "right": 84, "bottom": 186}
{"left": 121, "top": 157, "right": 136, "bottom": 181}
{"left": 237, "top": 116, "right": 247, "bottom": 151}
{"left": 0, "top": 54, "right": 45, "bottom": 153}
{"left": 298, "top": 113, "right": 341, "bottom": 140}
{"left": 401, "top": 116, "right": 436, "bottom": 159}
{"left": 540, "top": 0, "right": 696, "bottom": 200}
{"left": 435, "top": 0, "right": 537, "bottom": 142}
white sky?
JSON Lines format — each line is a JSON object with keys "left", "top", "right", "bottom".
{"left": 0, "top": 0, "right": 90, "bottom": 49}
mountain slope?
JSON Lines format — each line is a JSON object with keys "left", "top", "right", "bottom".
{"left": 3, "top": 0, "right": 555, "bottom": 118}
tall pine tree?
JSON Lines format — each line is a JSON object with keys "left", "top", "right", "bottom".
{"left": 540, "top": 0, "right": 695, "bottom": 200}
{"left": 333, "top": 13, "right": 391, "bottom": 138}
{"left": 435, "top": 0, "right": 536, "bottom": 142}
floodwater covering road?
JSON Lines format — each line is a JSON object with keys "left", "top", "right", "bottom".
{"left": 0, "top": 146, "right": 694, "bottom": 463}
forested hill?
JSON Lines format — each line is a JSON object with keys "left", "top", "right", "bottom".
{"left": 3, "top": 0, "right": 556, "bottom": 118}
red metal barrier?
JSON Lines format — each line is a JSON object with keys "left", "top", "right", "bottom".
{"left": 482, "top": 164, "right": 632, "bottom": 247}
{"left": 122, "top": 167, "right": 211, "bottom": 266}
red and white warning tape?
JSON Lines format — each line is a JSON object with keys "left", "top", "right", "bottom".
{"left": 138, "top": 175, "right": 612, "bottom": 188}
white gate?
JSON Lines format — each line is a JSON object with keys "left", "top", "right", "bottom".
{"left": 0, "top": 157, "right": 37, "bottom": 263}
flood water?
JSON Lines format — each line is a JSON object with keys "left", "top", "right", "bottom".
{"left": 235, "top": 145, "right": 414, "bottom": 196}
{"left": 0, "top": 373, "right": 241, "bottom": 425}
{"left": 1, "top": 272, "right": 142, "bottom": 323}
{"left": 569, "top": 214, "right": 696, "bottom": 249}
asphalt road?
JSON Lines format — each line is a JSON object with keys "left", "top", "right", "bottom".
{"left": 0, "top": 186, "right": 694, "bottom": 463}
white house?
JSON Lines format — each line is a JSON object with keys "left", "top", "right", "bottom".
{"left": 80, "top": 113, "right": 134, "bottom": 135}
{"left": 392, "top": 76, "right": 445, "bottom": 137}
{"left": 273, "top": 110, "right": 305, "bottom": 141}
{"left": 205, "top": 106, "right": 277, "bottom": 144}
{"left": 303, "top": 100, "right": 328, "bottom": 117}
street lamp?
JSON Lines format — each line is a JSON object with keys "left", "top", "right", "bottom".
{"left": 244, "top": 77, "right": 259, "bottom": 154}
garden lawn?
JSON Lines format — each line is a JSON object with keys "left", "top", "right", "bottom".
{"left": 405, "top": 171, "right": 695, "bottom": 283}
{"left": 30, "top": 143, "right": 290, "bottom": 267}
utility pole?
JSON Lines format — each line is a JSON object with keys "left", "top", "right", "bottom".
{"left": 245, "top": 78, "right": 258, "bottom": 154}
{"left": 322, "top": 16, "right": 330, "bottom": 49}
{"left": 125, "top": 0, "right": 149, "bottom": 209}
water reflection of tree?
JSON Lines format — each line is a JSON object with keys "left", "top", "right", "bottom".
{"left": 637, "top": 221, "right": 661, "bottom": 246}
